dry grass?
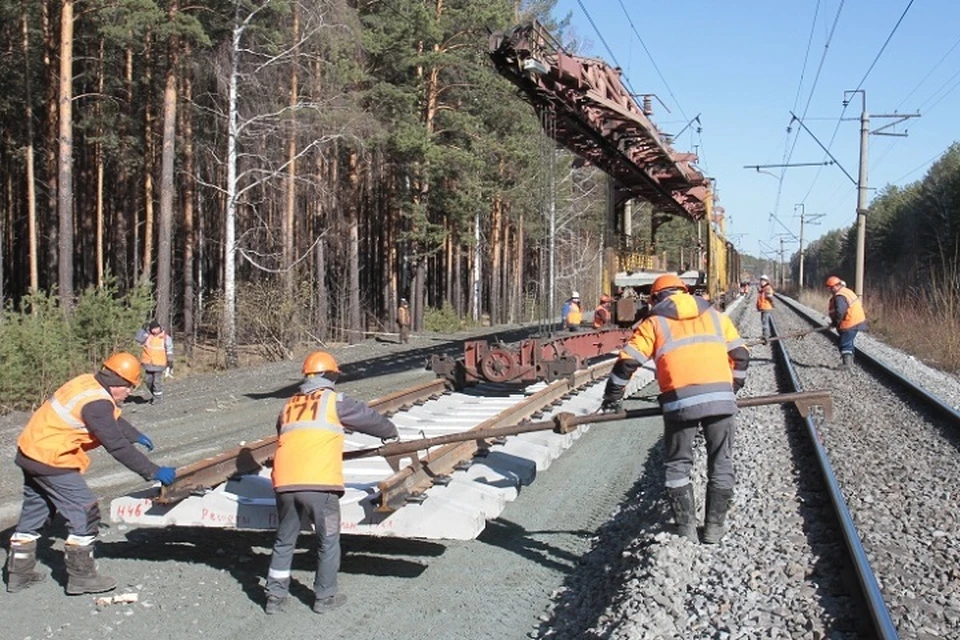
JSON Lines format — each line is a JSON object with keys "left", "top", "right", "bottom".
{"left": 799, "top": 287, "right": 960, "bottom": 374}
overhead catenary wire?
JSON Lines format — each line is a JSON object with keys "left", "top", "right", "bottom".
{"left": 574, "top": 0, "right": 639, "bottom": 97}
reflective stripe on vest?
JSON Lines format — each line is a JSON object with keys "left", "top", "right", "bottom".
{"left": 142, "top": 333, "right": 169, "bottom": 367}
{"left": 756, "top": 285, "right": 774, "bottom": 311}
{"left": 17, "top": 374, "right": 117, "bottom": 472}
{"left": 831, "top": 287, "right": 866, "bottom": 330}
{"left": 272, "top": 389, "right": 346, "bottom": 491}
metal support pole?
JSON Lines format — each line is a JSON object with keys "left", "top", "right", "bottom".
{"left": 796, "top": 204, "right": 806, "bottom": 290}
{"left": 855, "top": 94, "right": 869, "bottom": 297}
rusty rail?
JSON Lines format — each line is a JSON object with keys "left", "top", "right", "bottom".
{"left": 373, "top": 360, "right": 616, "bottom": 511}
{"left": 157, "top": 378, "right": 449, "bottom": 504}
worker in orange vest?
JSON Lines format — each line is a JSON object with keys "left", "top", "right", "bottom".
{"left": 6, "top": 353, "right": 176, "bottom": 595}
{"left": 756, "top": 275, "right": 775, "bottom": 339}
{"left": 593, "top": 294, "right": 613, "bottom": 328}
{"left": 600, "top": 274, "right": 750, "bottom": 544}
{"left": 397, "top": 298, "right": 411, "bottom": 344}
{"left": 825, "top": 276, "right": 868, "bottom": 370}
{"left": 561, "top": 292, "right": 582, "bottom": 332}
{"left": 265, "top": 351, "right": 399, "bottom": 615}
{"left": 135, "top": 320, "right": 174, "bottom": 403}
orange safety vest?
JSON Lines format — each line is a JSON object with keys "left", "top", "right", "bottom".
{"left": 830, "top": 287, "right": 866, "bottom": 330}
{"left": 620, "top": 294, "right": 741, "bottom": 419}
{"left": 566, "top": 301, "right": 582, "bottom": 327}
{"left": 593, "top": 304, "right": 611, "bottom": 329}
{"left": 17, "top": 374, "right": 120, "bottom": 473}
{"left": 141, "top": 332, "right": 169, "bottom": 368}
{"left": 756, "top": 283, "right": 774, "bottom": 311}
{"left": 272, "top": 389, "right": 346, "bottom": 492}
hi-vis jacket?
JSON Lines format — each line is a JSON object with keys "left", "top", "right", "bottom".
{"left": 272, "top": 379, "right": 399, "bottom": 493}
{"left": 137, "top": 331, "right": 173, "bottom": 369}
{"left": 829, "top": 287, "right": 867, "bottom": 331}
{"left": 562, "top": 300, "right": 582, "bottom": 328}
{"left": 16, "top": 373, "right": 157, "bottom": 477}
{"left": 593, "top": 303, "right": 611, "bottom": 329}
{"left": 613, "top": 293, "right": 749, "bottom": 421}
{"left": 756, "top": 283, "right": 774, "bottom": 311}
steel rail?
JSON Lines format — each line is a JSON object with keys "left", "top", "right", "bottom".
{"left": 769, "top": 317, "right": 900, "bottom": 639}
{"left": 157, "top": 378, "right": 449, "bottom": 504}
{"left": 777, "top": 294, "right": 960, "bottom": 425}
{"left": 373, "top": 360, "right": 616, "bottom": 511}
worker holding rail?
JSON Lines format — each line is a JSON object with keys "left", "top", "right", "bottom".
{"left": 265, "top": 351, "right": 399, "bottom": 615}
{"left": 756, "top": 275, "right": 775, "bottom": 339}
{"left": 600, "top": 274, "right": 750, "bottom": 544}
{"left": 5, "top": 353, "right": 176, "bottom": 595}
{"left": 825, "top": 276, "right": 868, "bottom": 370}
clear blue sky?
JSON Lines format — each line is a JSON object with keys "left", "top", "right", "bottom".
{"left": 549, "top": 0, "right": 960, "bottom": 260}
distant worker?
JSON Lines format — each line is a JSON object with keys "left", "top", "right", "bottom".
{"left": 825, "top": 276, "right": 867, "bottom": 370}
{"left": 600, "top": 274, "right": 749, "bottom": 544}
{"left": 561, "top": 292, "right": 582, "bottom": 332}
{"left": 6, "top": 353, "right": 176, "bottom": 595}
{"left": 756, "top": 275, "right": 775, "bottom": 339}
{"left": 265, "top": 351, "right": 399, "bottom": 615}
{"left": 593, "top": 294, "right": 613, "bottom": 329}
{"left": 397, "top": 298, "right": 411, "bottom": 344}
{"left": 739, "top": 281, "right": 749, "bottom": 296}
{"left": 135, "top": 320, "right": 173, "bottom": 403}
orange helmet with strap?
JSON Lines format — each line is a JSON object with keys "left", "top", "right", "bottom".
{"left": 825, "top": 275, "right": 842, "bottom": 288}
{"left": 651, "top": 274, "right": 688, "bottom": 296}
{"left": 302, "top": 351, "right": 339, "bottom": 376}
{"left": 103, "top": 352, "right": 142, "bottom": 387}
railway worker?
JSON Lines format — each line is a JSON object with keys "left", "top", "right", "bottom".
{"left": 265, "top": 351, "right": 399, "bottom": 615}
{"left": 397, "top": 298, "right": 411, "bottom": 344}
{"left": 825, "top": 276, "right": 867, "bottom": 370}
{"left": 561, "top": 291, "right": 583, "bottom": 332}
{"left": 135, "top": 319, "right": 174, "bottom": 403}
{"left": 756, "top": 275, "right": 775, "bottom": 339}
{"left": 6, "top": 353, "right": 176, "bottom": 595}
{"left": 593, "top": 294, "right": 613, "bottom": 329}
{"left": 600, "top": 274, "right": 750, "bottom": 544}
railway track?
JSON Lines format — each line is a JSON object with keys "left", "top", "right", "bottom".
{"left": 110, "top": 356, "right": 653, "bottom": 540}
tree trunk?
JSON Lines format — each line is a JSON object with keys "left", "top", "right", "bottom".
{"left": 491, "top": 191, "right": 502, "bottom": 324}
{"left": 347, "top": 149, "right": 361, "bottom": 343}
{"left": 95, "top": 37, "right": 104, "bottom": 288}
{"left": 157, "top": 2, "right": 180, "bottom": 330}
{"left": 181, "top": 42, "right": 195, "bottom": 355}
{"left": 223, "top": 9, "right": 242, "bottom": 368}
{"left": 57, "top": 0, "right": 74, "bottom": 305}
{"left": 283, "top": 3, "right": 299, "bottom": 295}
{"left": 23, "top": 5, "right": 38, "bottom": 293}
{"left": 141, "top": 33, "right": 155, "bottom": 286}
{"left": 42, "top": 0, "right": 58, "bottom": 287}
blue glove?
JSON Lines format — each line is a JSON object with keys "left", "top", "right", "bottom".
{"left": 153, "top": 466, "right": 176, "bottom": 486}
{"left": 137, "top": 434, "right": 155, "bottom": 451}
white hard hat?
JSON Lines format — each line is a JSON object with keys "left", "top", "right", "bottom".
{"left": 759, "top": 275, "right": 769, "bottom": 281}
{"left": 571, "top": 291, "right": 580, "bottom": 299}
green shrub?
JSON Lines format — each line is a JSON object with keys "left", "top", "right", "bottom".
{"left": 423, "top": 301, "right": 462, "bottom": 333}
{"left": 0, "top": 280, "right": 154, "bottom": 413}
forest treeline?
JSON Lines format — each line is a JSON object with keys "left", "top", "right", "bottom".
{"left": 796, "top": 143, "right": 960, "bottom": 294}
{"left": 0, "top": 0, "right": 623, "bottom": 372}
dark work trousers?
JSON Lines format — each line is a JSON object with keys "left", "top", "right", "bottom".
{"left": 663, "top": 414, "right": 736, "bottom": 491}
{"left": 760, "top": 311, "right": 772, "bottom": 339}
{"left": 838, "top": 328, "right": 859, "bottom": 356}
{"left": 266, "top": 491, "right": 341, "bottom": 600}
{"left": 15, "top": 469, "right": 100, "bottom": 537}
{"left": 143, "top": 365, "right": 165, "bottom": 399}
{"left": 399, "top": 324, "right": 410, "bottom": 344}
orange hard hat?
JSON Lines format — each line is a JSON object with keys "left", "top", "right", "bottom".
{"left": 825, "top": 275, "right": 842, "bottom": 288}
{"left": 103, "top": 352, "right": 142, "bottom": 387}
{"left": 599, "top": 294, "right": 612, "bottom": 303}
{"left": 302, "top": 351, "right": 339, "bottom": 376}
{"left": 651, "top": 274, "right": 688, "bottom": 296}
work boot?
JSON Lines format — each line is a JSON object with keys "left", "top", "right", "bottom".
{"left": 64, "top": 544, "right": 117, "bottom": 595}
{"left": 6, "top": 540, "right": 47, "bottom": 593}
{"left": 313, "top": 593, "right": 347, "bottom": 614}
{"left": 702, "top": 486, "right": 735, "bottom": 544}
{"left": 665, "top": 485, "right": 698, "bottom": 542}
{"left": 842, "top": 353, "right": 854, "bottom": 369}
{"left": 264, "top": 595, "right": 286, "bottom": 615}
